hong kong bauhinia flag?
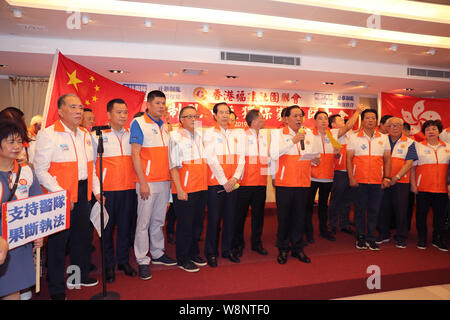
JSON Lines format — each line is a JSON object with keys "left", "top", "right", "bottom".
{"left": 381, "top": 92, "right": 450, "bottom": 139}
{"left": 43, "top": 51, "right": 145, "bottom": 128}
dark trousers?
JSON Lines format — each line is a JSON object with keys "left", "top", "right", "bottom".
{"left": 232, "top": 186, "right": 266, "bottom": 250}
{"left": 173, "top": 191, "right": 207, "bottom": 265}
{"left": 275, "top": 187, "right": 308, "bottom": 253}
{"left": 379, "top": 183, "right": 409, "bottom": 241}
{"left": 305, "top": 181, "right": 333, "bottom": 236}
{"left": 104, "top": 189, "right": 137, "bottom": 268}
{"left": 353, "top": 183, "right": 384, "bottom": 241}
{"left": 166, "top": 202, "right": 176, "bottom": 235}
{"left": 205, "top": 185, "right": 238, "bottom": 258}
{"left": 407, "top": 190, "right": 415, "bottom": 231}
{"left": 416, "top": 192, "right": 447, "bottom": 242}
{"left": 46, "top": 180, "right": 92, "bottom": 297}
{"left": 328, "top": 171, "right": 353, "bottom": 229}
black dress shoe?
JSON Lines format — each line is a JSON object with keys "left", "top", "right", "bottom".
{"left": 207, "top": 256, "right": 218, "bottom": 268}
{"left": 118, "top": 263, "right": 137, "bottom": 277}
{"left": 223, "top": 252, "right": 240, "bottom": 263}
{"left": 329, "top": 226, "right": 337, "bottom": 236}
{"left": 277, "top": 251, "right": 288, "bottom": 264}
{"left": 292, "top": 251, "right": 311, "bottom": 263}
{"left": 320, "top": 232, "right": 336, "bottom": 242}
{"left": 341, "top": 227, "right": 355, "bottom": 235}
{"left": 106, "top": 268, "right": 115, "bottom": 283}
{"left": 252, "top": 246, "right": 268, "bottom": 256}
{"left": 232, "top": 246, "right": 243, "bottom": 258}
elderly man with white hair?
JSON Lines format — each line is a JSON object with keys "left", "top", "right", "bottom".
{"left": 376, "top": 117, "right": 418, "bottom": 249}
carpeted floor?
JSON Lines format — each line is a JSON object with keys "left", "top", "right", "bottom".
{"left": 33, "top": 206, "right": 450, "bottom": 300}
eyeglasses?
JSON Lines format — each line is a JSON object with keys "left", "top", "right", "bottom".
{"left": 181, "top": 115, "right": 199, "bottom": 120}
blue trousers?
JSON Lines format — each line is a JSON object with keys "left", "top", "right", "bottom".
{"left": 352, "top": 183, "right": 384, "bottom": 241}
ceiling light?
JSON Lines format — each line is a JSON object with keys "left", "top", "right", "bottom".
{"left": 202, "top": 24, "right": 209, "bottom": 33}
{"left": 12, "top": 8, "right": 22, "bottom": 18}
{"left": 7, "top": 0, "right": 450, "bottom": 49}
{"left": 168, "top": 72, "right": 174, "bottom": 77}
{"left": 81, "top": 15, "right": 90, "bottom": 25}
{"left": 323, "top": 82, "right": 334, "bottom": 85}
{"left": 405, "top": 88, "right": 414, "bottom": 91}
{"left": 305, "top": 35, "right": 312, "bottom": 42}
{"left": 290, "top": 80, "right": 297, "bottom": 84}
{"left": 256, "top": 30, "right": 263, "bottom": 38}
{"left": 389, "top": 44, "right": 398, "bottom": 51}
{"left": 348, "top": 40, "right": 357, "bottom": 47}
{"left": 427, "top": 48, "right": 436, "bottom": 55}
{"left": 109, "top": 69, "right": 123, "bottom": 74}
{"left": 144, "top": 19, "right": 152, "bottom": 27}
{"left": 0, "top": 64, "right": 8, "bottom": 68}
{"left": 273, "top": 0, "right": 450, "bottom": 25}
{"left": 226, "top": 75, "right": 237, "bottom": 79}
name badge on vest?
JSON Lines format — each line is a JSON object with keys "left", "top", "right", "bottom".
{"left": 424, "top": 149, "right": 431, "bottom": 154}
{"left": 217, "top": 137, "right": 223, "bottom": 143}
{"left": 396, "top": 148, "right": 403, "bottom": 154}
{"left": 152, "top": 128, "right": 158, "bottom": 135}
{"left": 60, "top": 143, "right": 69, "bottom": 152}
{"left": 361, "top": 144, "right": 367, "bottom": 150}
{"left": 103, "top": 136, "right": 108, "bottom": 143}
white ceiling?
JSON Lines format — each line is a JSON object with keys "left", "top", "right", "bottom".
{"left": 0, "top": 0, "right": 449, "bottom": 98}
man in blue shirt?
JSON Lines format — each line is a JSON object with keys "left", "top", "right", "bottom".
{"left": 377, "top": 117, "right": 418, "bottom": 248}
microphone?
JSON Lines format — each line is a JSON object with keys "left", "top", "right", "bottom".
{"left": 91, "top": 125, "right": 111, "bottom": 132}
{"left": 299, "top": 126, "right": 305, "bottom": 150}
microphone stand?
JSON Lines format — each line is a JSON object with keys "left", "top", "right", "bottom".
{"left": 91, "top": 127, "right": 120, "bottom": 300}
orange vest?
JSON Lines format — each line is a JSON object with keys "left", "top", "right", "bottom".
{"left": 270, "top": 126, "right": 313, "bottom": 187}
{"left": 389, "top": 134, "right": 414, "bottom": 184}
{"left": 203, "top": 124, "right": 245, "bottom": 186}
{"left": 95, "top": 127, "right": 136, "bottom": 191}
{"left": 240, "top": 129, "right": 269, "bottom": 186}
{"left": 415, "top": 139, "right": 450, "bottom": 193}
{"left": 310, "top": 128, "right": 338, "bottom": 180}
{"left": 169, "top": 128, "right": 208, "bottom": 194}
{"left": 47, "top": 120, "right": 94, "bottom": 203}
{"left": 348, "top": 129, "right": 390, "bottom": 184}
{"left": 131, "top": 113, "right": 170, "bottom": 183}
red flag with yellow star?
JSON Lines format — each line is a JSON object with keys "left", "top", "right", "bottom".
{"left": 43, "top": 51, "right": 145, "bottom": 128}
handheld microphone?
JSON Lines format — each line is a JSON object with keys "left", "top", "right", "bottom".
{"left": 299, "top": 126, "right": 305, "bottom": 150}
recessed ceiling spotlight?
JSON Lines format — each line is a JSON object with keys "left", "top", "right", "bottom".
{"left": 226, "top": 75, "right": 238, "bottom": 79}
{"left": 348, "top": 40, "right": 357, "bottom": 47}
{"left": 168, "top": 72, "right": 174, "bottom": 77}
{"left": 109, "top": 70, "right": 123, "bottom": 74}
{"left": 390, "top": 44, "right": 398, "bottom": 52}
{"left": 405, "top": 88, "right": 414, "bottom": 91}
{"left": 323, "top": 82, "right": 334, "bottom": 85}
{"left": 202, "top": 24, "right": 209, "bottom": 33}
{"left": 305, "top": 35, "right": 312, "bottom": 42}
{"left": 12, "top": 8, "right": 22, "bottom": 18}
{"left": 256, "top": 30, "right": 263, "bottom": 38}
{"left": 0, "top": 64, "right": 8, "bottom": 68}
{"left": 427, "top": 48, "right": 436, "bottom": 55}
{"left": 81, "top": 15, "right": 90, "bottom": 25}
{"left": 144, "top": 19, "right": 152, "bottom": 28}
{"left": 290, "top": 80, "right": 297, "bottom": 84}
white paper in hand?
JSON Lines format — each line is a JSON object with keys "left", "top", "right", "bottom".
{"left": 298, "top": 152, "right": 320, "bottom": 161}
{"left": 90, "top": 202, "right": 109, "bottom": 237}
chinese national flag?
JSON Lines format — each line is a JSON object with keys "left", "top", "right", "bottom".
{"left": 43, "top": 51, "right": 145, "bottom": 128}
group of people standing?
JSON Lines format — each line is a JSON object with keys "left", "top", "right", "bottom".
{"left": 0, "top": 90, "right": 448, "bottom": 300}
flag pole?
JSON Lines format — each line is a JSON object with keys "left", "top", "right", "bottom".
{"left": 42, "top": 50, "right": 60, "bottom": 128}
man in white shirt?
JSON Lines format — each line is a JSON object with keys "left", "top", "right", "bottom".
{"left": 34, "top": 93, "right": 101, "bottom": 300}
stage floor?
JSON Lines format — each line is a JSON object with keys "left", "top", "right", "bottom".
{"left": 34, "top": 209, "right": 450, "bottom": 300}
